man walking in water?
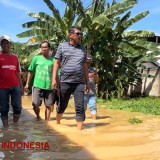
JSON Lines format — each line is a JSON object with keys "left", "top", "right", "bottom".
{"left": 0, "top": 35, "right": 23, "bottom": 127}
{"left": 52, "top": 26, "right": 90, "bottom": 130}
{"left": 25, "top": 41, "right": 55, "bottom": 121}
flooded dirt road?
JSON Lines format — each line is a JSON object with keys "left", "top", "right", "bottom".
{"left": 1, "top": 96, "right": 160, "bottom": 160}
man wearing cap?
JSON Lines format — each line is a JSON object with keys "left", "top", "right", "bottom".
{"left": 0, "top": 35, "right": 23, "bottom": 127}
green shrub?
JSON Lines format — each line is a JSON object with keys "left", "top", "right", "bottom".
{"left": 97, "top": 97, "right": 160, "bottom": 115}
{"left": 128, "top": 117, "right": 143, "bottom": 124}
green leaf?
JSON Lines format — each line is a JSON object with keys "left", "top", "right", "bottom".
{"left": 92, "top": 14, "right": 113, "bottom": 27}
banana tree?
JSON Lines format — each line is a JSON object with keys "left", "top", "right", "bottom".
{"left": 67, "top": 0, "right": 160, "bottom": 98}
{"left": 17, "top": 0, "right": 160, "bottom": 99}
{"left": 17, "top": 0, "right": 80, "bottom": 44}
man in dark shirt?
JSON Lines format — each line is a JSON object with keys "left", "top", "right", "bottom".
{"left": 52, "top": 26, "right": 90, "bottom": 130}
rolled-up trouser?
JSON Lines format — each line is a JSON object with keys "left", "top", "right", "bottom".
{"left": 0, "top": 86, "right": 22, "bottom": 119}
{"left": 57, "top": 82, "right": 85, "bottom": 121}
{"left": 84, "top": 94, "right": 97, "bottom": 115}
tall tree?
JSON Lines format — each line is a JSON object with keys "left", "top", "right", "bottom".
{"left": 17, "top": 0, "right": 160, "bottom": 99}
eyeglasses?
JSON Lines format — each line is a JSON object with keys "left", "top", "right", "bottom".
{"left": 74, "top": 32, "right": 83, "bottom": 36}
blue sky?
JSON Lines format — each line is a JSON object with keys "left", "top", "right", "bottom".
{"left": 0, "top": 0, "right": 160, "bottom": 43}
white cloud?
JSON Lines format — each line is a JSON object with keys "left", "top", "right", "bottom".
{"left": 155, "top": 33, "right": 160, "bottom": 36}
{"left": 0, "top": 0, "right": 30, "bottom": 12}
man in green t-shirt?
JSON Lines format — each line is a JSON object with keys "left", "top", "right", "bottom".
{"left": 25, "top": 41, "right": 55, "bottom": 121}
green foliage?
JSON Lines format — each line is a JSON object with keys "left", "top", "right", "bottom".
{"left": 16, "top": 0, "right": 160, "bottom": 99}
{"left": 75, "top": 0, "right": 160, "bottom": 99}
{"left": 128, "top": 117, "right": 143, "bottom": 124}
{"left": 97, "top": 97, "right": 160, "bottom": 115}
{"left": 11, "top": 42, "right": 39, "bottom": 71}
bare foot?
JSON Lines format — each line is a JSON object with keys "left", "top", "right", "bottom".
{"left": 37, "top": 116, "right": 42, "bottom": 121}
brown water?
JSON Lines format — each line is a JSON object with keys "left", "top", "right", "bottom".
{"left": 0, "top": 96, "right": 160, "bottom": 160}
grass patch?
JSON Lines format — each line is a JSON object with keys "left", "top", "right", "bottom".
{"left": 128, "top": 117, "right": 143, "bottom": 124}
{"left": 97, "top": 97, "right": 160, "bottom": 115}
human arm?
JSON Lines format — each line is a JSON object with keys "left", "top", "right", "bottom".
{"left": 52, "top": 59, "right": 61, "bottom": 89}
{"left": 84, "top": 63, "right": 90, "bottom": 94}
{"left": 24, "top": 56, "right": 37, "bottom": 92}
{"left": 52, "top": 43, "right": 62, "bottom": 89}
{"left": 17, "top": 59, "right": 24, "bottom": 95}
{"left": 24, "top": 71, "right": 34, "bottom": 93}
{"left": 18, "top": 72, "right": 24, "bottom": 95}
{"left": 94, "top": 69, "right": 99, "bottom": 83}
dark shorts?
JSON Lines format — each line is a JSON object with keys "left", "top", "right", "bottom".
{"left": 53, "top": 89, "right": 59, "bottom": 106}
{"left": 0, "top": 86, "right": 22, "bottom": 119}
{"left": 32, "top": 87, "right": 54, "bottom": 107}
{"left": 57, "top": 82, "right": 85, "bottom": 121}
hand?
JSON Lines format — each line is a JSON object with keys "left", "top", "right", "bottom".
{"left": 24, "top": 84, "right": 29, "bottom": 93}
{"left": 52, "top": 79, "right": 57, "bottom": 90}
{"left": 85, "top": 83, "right": 90, "bottom": 94}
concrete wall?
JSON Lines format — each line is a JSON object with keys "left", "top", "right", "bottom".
{"left": 129, "top": 63, "right": 160, "bottom": 97}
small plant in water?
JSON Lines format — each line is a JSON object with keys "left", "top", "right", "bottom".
{"left": 128, "top": 117, "right": 143, "bottom": 124}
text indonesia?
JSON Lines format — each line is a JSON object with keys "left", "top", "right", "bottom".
{"left": 1, "top": 141, "right": 50, "bottom": 149}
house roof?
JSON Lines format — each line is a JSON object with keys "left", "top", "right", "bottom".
{"left": 147, "top": 36, "right": 160, "bottom": 43}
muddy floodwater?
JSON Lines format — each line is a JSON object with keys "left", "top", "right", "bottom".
{"left": 0, "top": 96, "right": 160, "bottom": 160}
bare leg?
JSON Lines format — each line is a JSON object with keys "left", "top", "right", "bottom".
{"left": 91, "top": 114, "right": 97, "bottom": 120}
{"left": 2, "top": 118, "right": 9, "bottom": 128}
{"left": 51, "top": 105, "right": 54, "bottom": 112}
{"left": 33, "top": 106, "right": 40, "bottom": 119}
{"left": 13, "top": 114, "right": 20, "bottom": 123}
{"left": 77, "top": 121, "right": 83, "bottom": 130}
{"left": 45, "top": 106, "right": 52, "bottom": 121}
{"left": 56, "top": 113, "right": 63, "bottom": 124}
